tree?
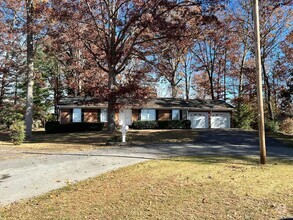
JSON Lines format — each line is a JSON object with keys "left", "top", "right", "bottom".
{"left": 233, "top": 0, "right": 292, "bottom": 120}
{"left": 191, "top": 20, "right": 228, "bottom": 100}
{"left": 275, "top": 31, "right": 293, "bottom": 115}
{"left": 152, "top": 41, "right": 190, "bottom": 98}
{"left": 49, "top": 0, "right": 204, "bottom": 131}
{"left": 0, "top": 0, "right": 49, "bottom": 136}
{"left": 25, "top": 0, "right": 34, "bottom": 138}
{"left": 181, "top": 48, "right": 196, "bottom": 99}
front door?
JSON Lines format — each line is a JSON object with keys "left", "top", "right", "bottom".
{"left": 119, "top": 109, "right": 132, "bottom": 125}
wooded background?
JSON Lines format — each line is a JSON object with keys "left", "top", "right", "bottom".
{"left": 0, "top": 0, "right": 292, "bottom": 135}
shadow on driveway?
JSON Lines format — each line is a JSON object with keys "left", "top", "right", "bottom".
{"left": 21, "top": 129, "right": 293, "bottom": 159}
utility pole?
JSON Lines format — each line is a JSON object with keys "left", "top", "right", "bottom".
{"left": 253, "top": 0, "right": 266, "bottom": 164}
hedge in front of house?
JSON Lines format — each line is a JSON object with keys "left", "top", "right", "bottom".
{"left": 131, "top": 121, "right": 158, "bottom": 129}
{"left": 45, "top": 121, "right": 105, "bottom": 133}
{"left": 159, "top": 120, "right": 191, "bottom": 129}
{"left": 131, "top": 120, "right": 191, "bottom": 129}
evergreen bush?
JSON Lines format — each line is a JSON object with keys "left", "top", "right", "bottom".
{"left": 265, "top": 120, "right": 280, "bottom": 133}
{"left": 0, "top": 109, "right": 23, "bottom": 129}
{"left": 234, "top": 103, "right": 256, "bottom": 130}
{"left": 9, "top": 120, "right": 25, "bottom": 145}
{"left": 131, "top": 120, "right": 191, "bottom": 129}
{"left": 131, "top": 121, "right": 158, "bottom": 129}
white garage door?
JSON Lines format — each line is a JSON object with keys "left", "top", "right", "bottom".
{"left": 211, "top": 113, "right": 230, "bottom": 128}
{"left": 189, "top": 112, "right": 209, "bottom": 128}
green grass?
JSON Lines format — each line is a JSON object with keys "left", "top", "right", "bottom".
{"left": 1, "top": 156, "right": 292, "bottom": 220}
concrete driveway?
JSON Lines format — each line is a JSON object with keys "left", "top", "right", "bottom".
{"left": 0, "top": 129, "right": 292, "bottom": 205}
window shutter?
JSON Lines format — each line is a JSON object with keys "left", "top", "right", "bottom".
{"left": 97, "top": 109, "right": 101, "bottom": 122}
{"left": 138, "top": 109, "right": 141, "bottom": 120}
{"left": 70, "top": 109, "right": 73, "bottom": 123}
{"left": 81, "top": 109, "right": 84, "bottom": 122}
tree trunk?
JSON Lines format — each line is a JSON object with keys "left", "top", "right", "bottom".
{"left": 54, "top": 70, "right": 59, "bottom": 115}
{"left": 223, "top": 50, "right": 227, "bottom": 101}
{"left": 183, "top": 60, "right": 189, "bottom": 100}
{"left": 107, "top": 71, "right": 116, "bottom": 132}
{"left": 217, "top": 62, "right": 221, "bottom": 100}
{"left": 261, "top": 59, "right": 274, "bottom": 120}
{"left": 0, "top": 69, "right": 7, "bottom": 105}
{"left": 208, "top": 72, "right": 215, "bottom": 100}
{"left": 14, "top": 74, "right": 18, "bottom": 105}
{"left": 185, "top": 75, "right": 189, "bottom": 100}
{"left": 171, "top": 82, "right": 176, "bottom": 98}
{"left": 237, "top": 47, "right": 247, "bottom": 121}
{"left": 25, "top": 0, "right": 34, "bottom": 139}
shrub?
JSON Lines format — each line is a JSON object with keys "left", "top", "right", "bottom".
{"left": 9, "top": 120, "right": 25, "bottom": 145}
{"left": 45, "top": 121, "right": 105, "bottom": 134}
{"left": 234, "top": 103, "right": 256, "bottom": 130}
{"left": 265, "top": 119, "right": 280, "bottom": 133}
{"left": 45, "top": 121, "right": 60, "bottom": 133}
{"left": 0, "top": 111, "right": 23, "bottom": 129}
{"left": 131, "top": 121, "right": 158, "bottom": 129}
{"left": 131, "top": 120, "right": 191, "bottom": 129}
{"left": 158, "top": 120, "right": 191, "bottom": 129}
{"left": 280, "top": 117, "right": 293, "bottom": 135}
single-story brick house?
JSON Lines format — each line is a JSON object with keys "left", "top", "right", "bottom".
{"left": 56, "top": 97, "right": 235, "bottom": 129}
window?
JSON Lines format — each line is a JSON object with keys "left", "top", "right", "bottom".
{"left": 172, "top": 109, "right": 180, "bottom": 120}
{"left": 141, "top": 109, "right": 156, "bottom": 121}
{"left": 100, "top": 109, "right": 108, "bottom": 122}
{"left": 72, "top": 108, "right": 82, "bottom": 122}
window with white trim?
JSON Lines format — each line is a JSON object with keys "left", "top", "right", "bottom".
{"left": 72, "top": 108, "right": 82, "bottom": 122}
{"left": 141, "top": 109, "right": 156, "bottom": 121}
{"left": 100, "top": 109, "right": 108, "bottom": 122}
{"left": 172, "top": 109, "right": 180, "bottom": 120}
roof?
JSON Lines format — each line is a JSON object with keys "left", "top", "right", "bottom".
{"left": 57, "top": 97, "right": 234, "bottom": 111}
{"left": 142, "top": 98, "right": 234, "bottom": 110}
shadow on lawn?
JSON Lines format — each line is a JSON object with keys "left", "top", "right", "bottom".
{"left": 21, "top": 150, "right": 293, "bottom": 166}
{"left": 171, "top": 155, "right": 293, "bottom": 166}
{"left": 1, "top": 129, "right": 198, "bottom": 146}
{"left": 29, "top": 130, "right": 110, "bottom": 145}
{"left": 0, "top": 131, "right": 10, "bottom": 142}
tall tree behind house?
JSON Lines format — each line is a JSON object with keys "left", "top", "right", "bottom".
{"left": 48, "top": 0, "right": 215, "bottom": 131}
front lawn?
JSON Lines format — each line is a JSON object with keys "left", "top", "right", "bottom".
{"left": 1, "top": 156, "right": 292, "bottom": 219}
{"left": 0, "top": 129, "right": 197, "bottom": 151}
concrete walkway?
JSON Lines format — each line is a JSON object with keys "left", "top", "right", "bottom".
{"left": 0, "top": 129, "right": 292, "bottom": 206}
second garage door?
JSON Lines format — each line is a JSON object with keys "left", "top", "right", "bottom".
{"left": 189, "top": 112, "right": 209, "bottom": 128}
{"left": 211, "top": 112, "right": 230, "bottom": 128}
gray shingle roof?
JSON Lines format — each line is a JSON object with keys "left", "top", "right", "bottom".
{"left": 143, "top": 98, "right": 234, "bottom": 110}
{"left": 57, "top": 97, "right": 234, "bottom": 110}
